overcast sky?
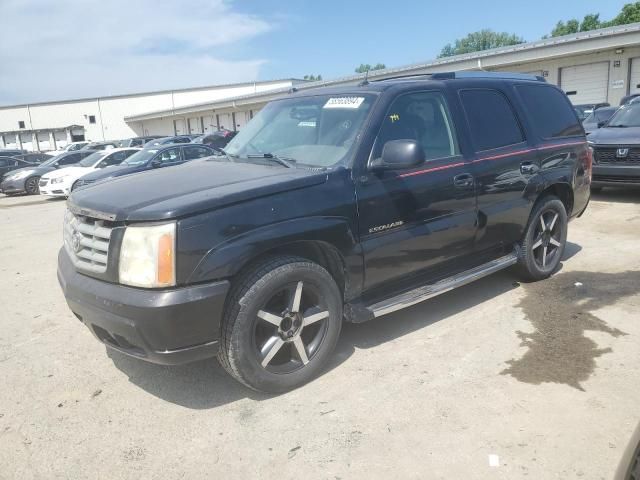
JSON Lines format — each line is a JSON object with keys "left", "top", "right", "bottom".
{"left": 0, "top": 0, "right": 627, "bottom": 106}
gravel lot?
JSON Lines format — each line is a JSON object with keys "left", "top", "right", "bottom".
{"left": 1, "top": 190, "right": 639, "bottom": 480}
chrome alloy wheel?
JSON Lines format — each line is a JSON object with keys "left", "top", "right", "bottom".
{"left": 531, "top": 209, "right": 563, "bottom": 269}
{"left": 253, "top": 280, "right": 330, "bottom": 374}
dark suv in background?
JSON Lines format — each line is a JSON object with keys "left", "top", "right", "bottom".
{"left": 58, "top": 72, "right": 590, "bottom": 393}
{"left": 588, "top": 99, "right": 640, "bottom": 190}
{"left": 73, "top": 144, "right": 216, "bottom": 191}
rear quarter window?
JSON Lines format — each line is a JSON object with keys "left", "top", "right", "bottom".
{"left": 516, "top": 85, "right": 583, "bottom": 139}
{"left": 459, "top": 89, "right": 524, "bottom": 151}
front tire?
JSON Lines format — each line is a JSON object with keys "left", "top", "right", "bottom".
{"left": 218, "top": 256, "right": 343, "bottom": 393}
{"left": 517, "top": 195, "right": 568, "bottom": 281}
{"left": 25, "top": 176, "right": 40, "bottom": 195}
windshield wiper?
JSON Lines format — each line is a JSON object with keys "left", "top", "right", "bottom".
{"left": 246, "top": 153, "right": 295, "bottom": 168}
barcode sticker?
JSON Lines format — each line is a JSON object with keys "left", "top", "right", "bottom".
{"left": 323, "top": 97, "right": 365, "bottom": 109}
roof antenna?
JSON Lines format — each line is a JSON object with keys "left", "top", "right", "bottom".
{"left": 359, "top": 69, "right": 370, "bottom": 87}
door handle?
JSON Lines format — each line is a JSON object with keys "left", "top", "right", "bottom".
{"left": 520, "top": 162, "right": 536, "bottom": 175}
{"left": 453, "top": 173, "right": 474, "bottom": 188}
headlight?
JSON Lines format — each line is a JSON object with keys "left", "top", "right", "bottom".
{"left": 119, "top": 223, "right": 176, "bottom": 288}
{"left": 51, "top": 175, "right": 69, "bottom": 184}
{"left": 10, "top": 171, "right": 31, "bottom": 180}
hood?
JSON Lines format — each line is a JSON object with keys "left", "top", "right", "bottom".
{"left": 587, "top": 126, "right": 640, "bottom": 145}
{"left": 43, "top": 166, "right": 92, "bottom": 180}
{"left": 69, "top": 159, "right": 328, "bottom": 222}
{"left": 80, "top": 164, "right": 142, "bottom": 182}
{"left": 3, "top": 166, "right": 51, "bottom": 178}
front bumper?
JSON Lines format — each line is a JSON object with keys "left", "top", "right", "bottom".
{"left": 592, "top": 164, "right": 640, "bottom": 187}
{"left": 0, "top": 177, "right": 26, "bottom": 194}
{"left": 40, "top": 180, "right": 71, "bottom": 197}
{"left": 57, "top": 248, "right": 230, "bottom": 365}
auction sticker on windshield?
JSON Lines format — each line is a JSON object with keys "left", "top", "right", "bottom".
{"left": 323, "top": 97, "right": 365, "bottom": 109}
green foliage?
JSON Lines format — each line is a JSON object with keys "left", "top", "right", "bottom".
{"left": 354, "top": 63, "right": 386, "bottom": 73}
{"left": 438, "top": 29, "right": 525, "bottom": 58}
{"left": 303, "top": 74, "right": 322, "bottom": 81}
{"left": 549, "top": 2, "right": 640, "bottom": 37}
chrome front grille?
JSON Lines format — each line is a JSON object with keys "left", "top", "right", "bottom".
{"left": 63, "top": 209, "right": 113, "bottom": 274}
{"left": 595, "top": 147, "right": 640, "bottom": 164}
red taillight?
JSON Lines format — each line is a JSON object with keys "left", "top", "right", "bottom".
{"left": 586, "top": 146, "right": 593, "bottom": 181}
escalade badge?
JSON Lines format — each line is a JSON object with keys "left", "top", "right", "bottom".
{"left": 369, "top": 221, "right": 404, "bottom": 234}
{"left": 616, "top": 148, "right": 629, "bottom": 158}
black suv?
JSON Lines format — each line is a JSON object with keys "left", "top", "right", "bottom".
{"left": 58, "top": 72, "right": 591, "bottom": 393}
{"left": 588, "top": 99, "right": 640, "bottom": 190}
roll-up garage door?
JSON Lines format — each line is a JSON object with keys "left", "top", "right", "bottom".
{"left": 560, "top": 62, "right": 609, "bottom": 105}
{"left": 629, "top": 58, "right": 640, "bottom": 95}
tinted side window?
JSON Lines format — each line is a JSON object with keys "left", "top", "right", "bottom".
{"left": 372, "top": 91, "right": 459, "bottom": 161}
{"left": 517, "top": 85, "right": 583, "bottom": 138}
{"left": 0, "top": 159, "right": 7, "bottom": 167}
{"left": 58, "top": 154, "right": 79, "bottom": 165}
{"left": 183, "top": 146, "right": 212, "bottom": 160}
{"left": 157, "top": 148, "right": 181, "bottom": 164}
{"left": 460, "top": 89, "right": 524, "bottom": 151}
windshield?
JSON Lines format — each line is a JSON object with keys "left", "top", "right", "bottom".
{"left": 606, "top": 103, "right": 640, "bottom": 127}
{"left": 39, "top": 155, "right": 62, "bottom": 167}
{"left": 224, "top": 94, "right": 376, "bottom": 168}
{"left": 78, "top": 151, "right": 107, "bottom": 167}
{"left": 122, "top": 149, "right": 158, "bottom": 166}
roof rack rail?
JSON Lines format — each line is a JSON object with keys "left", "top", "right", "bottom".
{"left": 371, "top": 73, "right": 434, "bottom": 82}
{"left": 430, "top": 71, "right": 546, "bottom": 82}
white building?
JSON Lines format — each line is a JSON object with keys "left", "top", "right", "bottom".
{"left": 0, "top": 79, "right": 303, "bottom": 151}
{"left": 5, "top": 22, "right": 640, "bottom": 151}
{"left": 124, "top": 23, "right": 640, "bottom": 134}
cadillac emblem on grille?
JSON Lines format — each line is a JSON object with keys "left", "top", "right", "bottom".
{"left": 71, "top": 231, "right": 83, "bottom": 253}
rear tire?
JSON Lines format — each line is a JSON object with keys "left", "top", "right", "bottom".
{"left": 218, "top": 256, "right": 343, "bottom": 393}
{"left": 25, "top": 176, "right": 40, "bottom": 195}
{"left": 517, "top": 195, "right": 567, "bottom": 281}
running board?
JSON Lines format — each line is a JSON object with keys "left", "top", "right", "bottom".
{"left": 368, "top": 252, "right": 518, "bottom": 318}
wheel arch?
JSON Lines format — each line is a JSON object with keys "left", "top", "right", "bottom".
{"left": 186, "top": 216, "right": 363, "bottom": 299}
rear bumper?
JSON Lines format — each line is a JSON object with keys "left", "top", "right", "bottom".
{"left": 57, "top": 248, "right": 230, "bottom": 365}
{"left": 592, "top": 164, "right": 640, "bottom": 187}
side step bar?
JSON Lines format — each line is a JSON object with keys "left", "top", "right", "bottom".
{"left": 368, "top": 252, "right": 519, "bottom": 318}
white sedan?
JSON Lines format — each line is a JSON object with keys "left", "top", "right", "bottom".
{"left": 39, "top": 148, "right": 139, "bottom": 197}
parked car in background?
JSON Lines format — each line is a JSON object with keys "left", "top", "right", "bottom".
{"left": 588, "top": 99, "right": 640, "bottom": 191}
{"left": 73, "top": 144, "right": 216, "bottom": 191}
{"left": 118, "top": 136, "right": 164, "bottom": 148}
{"left": 82, "top": 141, "right": 119, "bottom": 151}
{"left": 8, "top": 152, "right": 55, "bottom": 164}
{"left": 574, "top": 102, "right": 610, "bottom": 121}
{"left": 619, "top": 93, "right": 640, "bottom": 106}
{"left": 39, "top": 148, "right": 139, "bottom": 197}
{"left": 582, "top": 106, "right": 618, "bottom": 135}
{"left": 191, "top": 129, "right": 238, "bottom": 149}
{"left": 0, "top": 149, "right": 27, "bottom": 157}
{"left": 1, "top": 150, "right": 96, "bottom": 195}
{"left": 0, "top": 157, "right": 46, "bottom": 180}
{"left": 143, "top": 136, "right": 193, "bottom": 148}
{"left": 58, "top": 72, "right": 590, "bottom": 392}
{"left": 57, "top": 141, "right": 89, "bottom": 152}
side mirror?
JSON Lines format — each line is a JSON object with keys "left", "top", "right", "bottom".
{"left": 597, "top": 121, "right": 607, "bottom": 128}
{"left": 369, "top": 139, "right": 425, "bottom": 171}
{"left": 150, "top": 159, "right": 162, "bottom": 168}
{"left": 53, "top": 162, "right": 60, "bottom": 168}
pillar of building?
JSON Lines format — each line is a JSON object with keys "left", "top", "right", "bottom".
{"left": 49, "top": 131, "right": 56, "bottom": 151}
{"left": 32, "top": 132, "right": 39, "bottom": 152}
{"left": 16, "top": 133, "right": 22, "bottom": 150}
